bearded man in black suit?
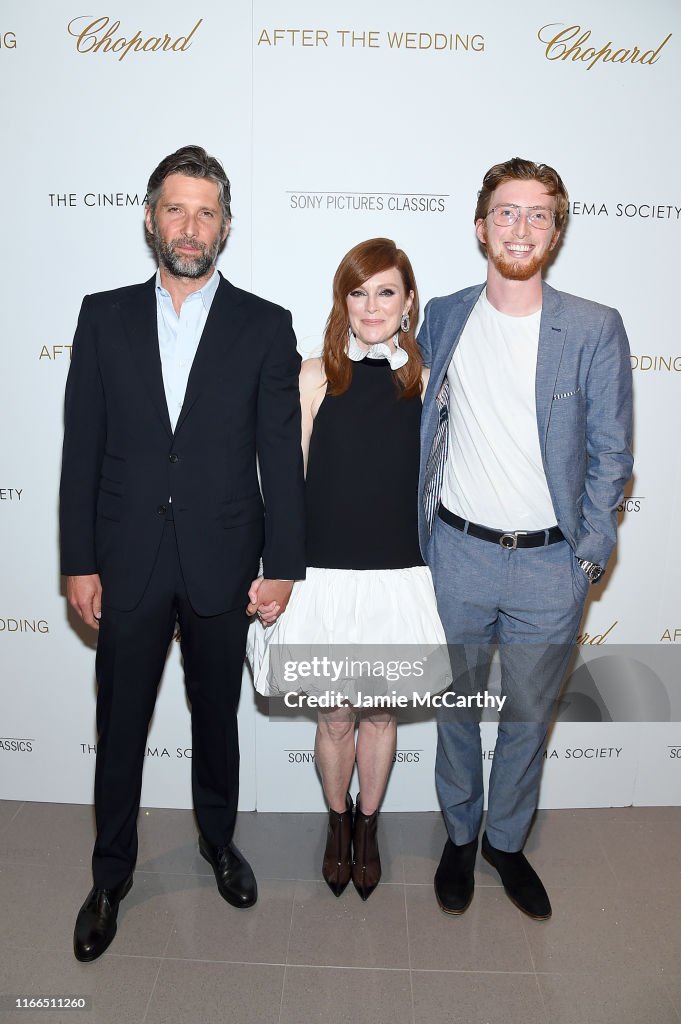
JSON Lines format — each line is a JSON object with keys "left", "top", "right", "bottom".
{"left": 60, "top": 145, "right": 305, "bottom": 962}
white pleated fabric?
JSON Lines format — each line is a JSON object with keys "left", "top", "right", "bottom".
{"left": 247, "top": 566, "right": 450, "bottom": 702}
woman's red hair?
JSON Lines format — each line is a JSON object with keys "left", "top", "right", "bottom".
{"left": 323, "top": 238, "right": 422, "bottom": 399}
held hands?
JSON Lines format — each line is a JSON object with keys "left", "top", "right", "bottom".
{"left": 67, "top": 573, "right": 291, "bottom": 629}
{"left": 247, "top": 578, "right": 294, "bottom": 625}
{"left": 67, "top": 574, "right": 103, "bottom": 630}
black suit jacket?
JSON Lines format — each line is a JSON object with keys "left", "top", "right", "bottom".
{"left": 59, "top": 273, "right": 305, "bottom": 615}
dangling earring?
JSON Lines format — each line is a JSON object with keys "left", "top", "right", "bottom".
{"left": 400, "top": 312, "right": 410, "bottom": 333}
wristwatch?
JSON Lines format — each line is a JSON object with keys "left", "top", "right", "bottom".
{"left": 578, "top": 559, "right": 604, "bottom": 584}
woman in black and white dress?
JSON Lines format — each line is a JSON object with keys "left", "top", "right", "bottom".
{"left": 248, "top": 238, "right": 446, "bottom": 899}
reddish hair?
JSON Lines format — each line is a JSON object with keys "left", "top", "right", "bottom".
{"left": 474, "top": 157, "right": 569, "bottom": 232}
{"left": 323, "top": 238, "right": 422, "bottom": 399}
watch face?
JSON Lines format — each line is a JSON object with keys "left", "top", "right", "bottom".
{"left": 579, "top": 559, "right": 603, "bottom": 583}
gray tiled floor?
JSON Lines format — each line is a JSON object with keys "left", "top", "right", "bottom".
{"left": 1, "top": 801, "right": 680, "bottom": 1024}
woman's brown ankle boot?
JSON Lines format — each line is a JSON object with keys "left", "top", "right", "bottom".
{"left": 322, "top": 793, "right": 353, "bottom": 896}
{"left": 352, "top": 794, "right": 381, "bottom": 900}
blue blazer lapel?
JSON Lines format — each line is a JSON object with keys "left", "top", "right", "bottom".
{"left": 429, "top": 285, "right": 484, "bottom": 402}
{"left": 420, "top": 284, "right": 483, "bottom": 539}
{"left": 535, "top": 281, "right": 568, "bottom": 449}
{"left": 120, "top": 276, "right": 173, "bottom": 439}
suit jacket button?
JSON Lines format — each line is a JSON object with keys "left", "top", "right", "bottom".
{"left": 157, "top": 505, "right": 167, "bottom": 515}
{"left": 169, "top": 453, "right": 179, "bottom": 463}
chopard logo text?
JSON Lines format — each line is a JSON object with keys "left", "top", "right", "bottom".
{"left": 67, "top": 16, "right": 203, "bottom": 61}
{"left": 538, "top": 23, "right": 672, "bottom": 71}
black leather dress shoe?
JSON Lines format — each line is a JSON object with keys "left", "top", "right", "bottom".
{"left": 199, "top": 836, "right": 257, "bottom": 908}
{"left": 434, "top": 836, "right": 478, "bottom": 914}
{"left": 481, "top": 832, "right": 551, "bottom": 919}
{"left": 73, "top": 875, "right": 133, "bottom": 962}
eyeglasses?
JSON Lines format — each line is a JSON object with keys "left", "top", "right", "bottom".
{"left": 487, "top": 204, "right": 555, "bottom": 230}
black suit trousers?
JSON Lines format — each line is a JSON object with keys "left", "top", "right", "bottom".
{"left": 92, "top": 520, "right": 250, "bottom": 887}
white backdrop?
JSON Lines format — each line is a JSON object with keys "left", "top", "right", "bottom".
{"left": 1, "top": 0, "right": 679, "bottom": 811}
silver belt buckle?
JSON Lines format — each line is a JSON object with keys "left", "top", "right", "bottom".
{"left": 499, "top": 532, "right": 518, "bottom": 550}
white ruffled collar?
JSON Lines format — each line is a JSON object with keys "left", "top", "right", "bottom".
{"left": 347, "top": 332, "right": 409, "bottom": 370}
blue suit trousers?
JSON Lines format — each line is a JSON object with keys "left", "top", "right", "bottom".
{"left": 428, "top": 514, "right": 589, "bottom": 851}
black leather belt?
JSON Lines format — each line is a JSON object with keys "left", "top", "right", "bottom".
{"left": 438, "top": 505, "right": 563, "bottom": 550}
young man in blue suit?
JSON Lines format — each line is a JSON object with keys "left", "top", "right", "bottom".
{"left": 418, "top": 158, "right": 633, "bottom": 919}
{"left": 60, "top": 146, "right": 305, "bottom": 960}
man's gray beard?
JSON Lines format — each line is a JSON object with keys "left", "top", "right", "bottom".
{"left": 154, "top": 231, "right": 219, "bottom": 279}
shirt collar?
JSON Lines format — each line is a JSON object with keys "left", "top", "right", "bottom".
{"left": 155, "top": 267, "right": 220, "bottom": 313}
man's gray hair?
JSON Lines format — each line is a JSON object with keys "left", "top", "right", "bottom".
{"left": 145, "top": 145, "right": 231, "bottom": 222}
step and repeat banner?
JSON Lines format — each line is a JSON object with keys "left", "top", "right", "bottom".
{"left": 1, "top": 0, "right": 679, "bottom": 811}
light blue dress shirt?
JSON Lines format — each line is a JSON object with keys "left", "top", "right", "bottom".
{"left": 155, "top": 268, "right": 220, "bottom": 432}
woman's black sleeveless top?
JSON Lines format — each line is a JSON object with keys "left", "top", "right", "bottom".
{"left": 305, "top": 358, "right": 424, "bottom": 570}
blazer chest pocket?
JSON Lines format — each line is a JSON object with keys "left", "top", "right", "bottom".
{"left": 553, "top": 387, "right": 582, "bottom": 401}
{"left": 548, "top": 386, "right": 586, "bottom": 444}
{"left": 220, "top": 494, "right": 264, "bottom": 529}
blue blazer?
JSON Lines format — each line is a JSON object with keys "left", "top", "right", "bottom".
{"left": 418, "top": 281, "right": 633, "bottom": 569}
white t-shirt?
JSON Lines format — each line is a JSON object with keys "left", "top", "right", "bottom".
{"left": 440, "top": 289, "right": 557, "bottom": 531}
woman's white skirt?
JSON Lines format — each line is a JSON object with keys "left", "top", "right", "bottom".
{"left": 247, "top": 565, "right": 450, "bottom": 705}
